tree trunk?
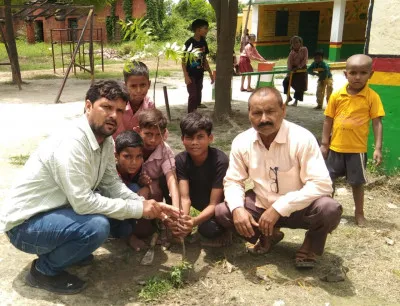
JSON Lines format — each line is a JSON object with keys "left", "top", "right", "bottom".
{"left": 4, "top": 0, "right": 22, "bottom": 87}
{"left": 209, "top": 0, "right": 238, "bottom": 119}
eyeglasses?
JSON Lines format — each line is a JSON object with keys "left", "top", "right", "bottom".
{"left": 269, "top": 166, "right": 279, "bottom": 193}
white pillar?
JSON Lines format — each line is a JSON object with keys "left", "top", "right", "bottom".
{"left": 330, "top": 0, "right": 346, "bottom": 43}
{"left": 329, "top": 0, "right": 346, "bottom": 61}
{"left": 251, "top": 4, "right": 259, "bottom": 36}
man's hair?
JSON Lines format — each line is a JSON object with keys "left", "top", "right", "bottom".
{"left": 248, "top": 87, "right": 284, "bottom": 109}
{"left": 191, "top": 19, "right": 209, "bottom": 32}
{"left": 138, "top": 109, "right": 168, "bottom": 130}
{"left": 180, "top": 112, "right": 213, "bottom": 137}
{"left": 249, "top": 34, "right": 256, "bottom": 40}
{"left": 85, "top": 80, "right": 129, "bottom": 104}
{"left": 314, "top": 49, "right": 324, "bottom": 58}
{"left": 115, "top": 130, "right": 144, "bottom": 154}
{"left": 123, "top": 60, "right": 150, "bottom": 83}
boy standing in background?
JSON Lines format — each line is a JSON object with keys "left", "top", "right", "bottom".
{"left": 114, "top": 61, "right": 154, "bottom": 139}
{"left": 182, "top": 19, "right": 214, "bottom": 113}
{"left": 321, "top": 54, "right": 385, "bottom": 227}
{"left": 307, "top": 50, "right": 333, "bottom": 110}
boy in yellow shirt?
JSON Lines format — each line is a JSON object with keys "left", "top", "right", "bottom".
{"left": 320, "top": 54, "right": 385, "bottom": 227}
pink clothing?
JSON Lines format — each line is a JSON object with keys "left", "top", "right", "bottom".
{"left": 287, "top": 46, "right": 308, "bottom": 70}
{"left": 240, "top": 43, "right": 265, "bottom": 62}
{"left": 143, "top": 142, "right": 175, "bottom": 180}
{"left": 113, "top": 95, "right": 155, "bottom": 139}
{"left": 143, "top": 142, "right": 175, "bottom": 201}
{"left": 224, "top": 119, "right": 333, "bottom": 217}
{"left": 240, "top": 34, "right": 249, "bottom": 53}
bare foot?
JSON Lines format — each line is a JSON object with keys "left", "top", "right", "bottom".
{"left": 291, "top": 100, "right": 298, "bottom": 107}
{"left": 246, "top": 87, "right": 254, "bottom": 92}
{"left": 201, "top": 231, "right": 233, "bottom": 248}
{"left": 128, "top": 234, "right": 147, "bottom": 251}
{"left": 285, "top": 96, "right": 293, "bottom": 105}
{"left": 355, "top": 214, "right": 367, "bottom": 227}
{"left": 247, "top": 230, "right": 284, "bottom": 254}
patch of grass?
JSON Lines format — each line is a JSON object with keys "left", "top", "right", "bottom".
{"left": 9, "top": 154, "right": 30, "bottom": 166}
{"left": 25, "top": 74, "right": 63, "bottom": 80}
{"left": 139, "top": 262, "right": 192, "bottom": 302}
{"left": 138, "top": 276, "right": 172, "bottom": 302}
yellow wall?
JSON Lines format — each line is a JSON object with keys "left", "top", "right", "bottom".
{"left": 241, "top": 8, "right": 253, "bottom": 34}
{"left": 246, "top": 0, "right": 368, "bottom": 44}
{"left": 237, "top": 13, "right": 243, "bottom": 36}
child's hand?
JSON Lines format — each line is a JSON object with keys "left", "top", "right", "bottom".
{"left": 184, "top": 75, "right": 192, "bottom": 85}
{"left": 176, "top": 214, "right": 194, "bottom": 238}
{"left": 139, "top": 172, "right": 152, "bottom": 187}
{"left": 320, "top": 144, "right": 329, "bottom": 160}
{"left": 373, "top": 148, "right": 383, "bottom": 166}
{"left": 209, "top": 71, "right": 215, "bottom": 84}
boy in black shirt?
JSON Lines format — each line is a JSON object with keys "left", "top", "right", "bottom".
{"left": 175, "top": 112, "right": 230, "bottom": 246}
{"left": 182, "top": 19, "right": 214, "bottom": 113}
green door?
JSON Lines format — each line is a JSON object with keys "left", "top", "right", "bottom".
{"left": 299, "top": 11, "right": 320, "bottom": 55}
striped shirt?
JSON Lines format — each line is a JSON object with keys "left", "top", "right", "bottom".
{"left": 0, "top": 116, "right": 144, "bottom": 233}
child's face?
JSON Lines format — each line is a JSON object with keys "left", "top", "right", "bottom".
{"left": 292, "top": 40, "right": 301, "bottom": 51}
{"left": 344, "top": 63, "right": 373, "bottom": 91}
{"left": 125, "top": 75, "right": 151, "bottom": 108}
{"left": 314, "top": 55, "right": 323, "bottom": 63}
{"left": 139, "top": 127, "right": 164, "bottom": 151}
{"left": 197, "top": 26, "right": 209, "bottom": 37}
{"left": 182, "top": 130, "right": 213, "bottom": 158}
{"left": 116, "top": 147, "right": 143, "bottom": 176}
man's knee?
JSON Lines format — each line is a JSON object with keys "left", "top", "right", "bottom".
{"left": 198, "top": 219, "right": 224, "bottom": 239}
{"left": 316, "top": 197, "right": 343, "bottom": 228}
{"left": 83, "top": 215, "right": 110, "bottom": 243}
{"left": 215, "top": 202, "right": 233, "bottom": 229}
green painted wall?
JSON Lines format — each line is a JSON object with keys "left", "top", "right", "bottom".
{"left": 368, "top": 84, "right": 400, "bottom": 174}
{"left": 257, "top": 44, "right": 290, "bottom": 60}
{"left": 341, "top": 44, "right": 364, "bottom": 59}
{"left": 257, "top": 43, "right": 364, "bottom": 61}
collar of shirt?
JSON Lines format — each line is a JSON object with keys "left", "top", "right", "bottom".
{"left": 145, "top": 143, "right": 164, "bottom": 163}
{"left": 339, "top": 83, "right": 369, "bottom": 97}
{"left": 251, "top": 119, "right": 289, "bottom": 147}
{"left": 78, "top": 115, "right": 100, "bottom": 151}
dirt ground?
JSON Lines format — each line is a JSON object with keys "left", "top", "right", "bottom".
{"left": 0, "top": 70, "right": 399, "bottom": 306}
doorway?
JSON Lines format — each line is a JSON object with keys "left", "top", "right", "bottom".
{"left": 68, "top": 18, "right": 78, "bottom": 42}
{"left": 298, "top": 11, "right": 320, "bottom": 55}
{"left": 34, "top": 20, "right": 44, "bottom": 42}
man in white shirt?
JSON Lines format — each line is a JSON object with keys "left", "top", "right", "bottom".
{"left": 0, "top": 80, "right": 178, "bottom": 294}
{"left": 215, "top": 87, "right": 342, "bottom": 269}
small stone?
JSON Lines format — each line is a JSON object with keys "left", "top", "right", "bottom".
{"left": 385, "top": 237, "right": 395, "bottom": 246}
{"left": 387, "top": 203, "right": 398, "bottom": 209}
{"left": 367, "top": 196, "right": 374, "bottom": 200}
{"left": 136, "top": 280, "right": 146, "bottom": 286}
{"left": 339, "top": 218, "right": 348, "bottom": 224}
{"left": 273, "top": 300, "right": 285, "bottom": 306}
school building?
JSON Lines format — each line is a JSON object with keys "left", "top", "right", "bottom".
{"left": 243, "top": 0, "right": 369, "bottom": 61}
{"left": 9, "top": 0, "right": 147, "bottom": 44}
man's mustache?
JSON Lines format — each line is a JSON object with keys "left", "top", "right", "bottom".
{"left": 105, "top": 119, "right": 117, "bottom": 126}
{"left": 258, "top": 121, "right": 273, "bottom": 127}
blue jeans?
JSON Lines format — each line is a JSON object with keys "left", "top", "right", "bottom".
{"left": 6, "top": 207, "right": 110, "bottom": 276}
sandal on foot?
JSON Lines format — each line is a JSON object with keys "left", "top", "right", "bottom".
{"left": 295, "top": 250, "right": 317, "bottom": 269}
